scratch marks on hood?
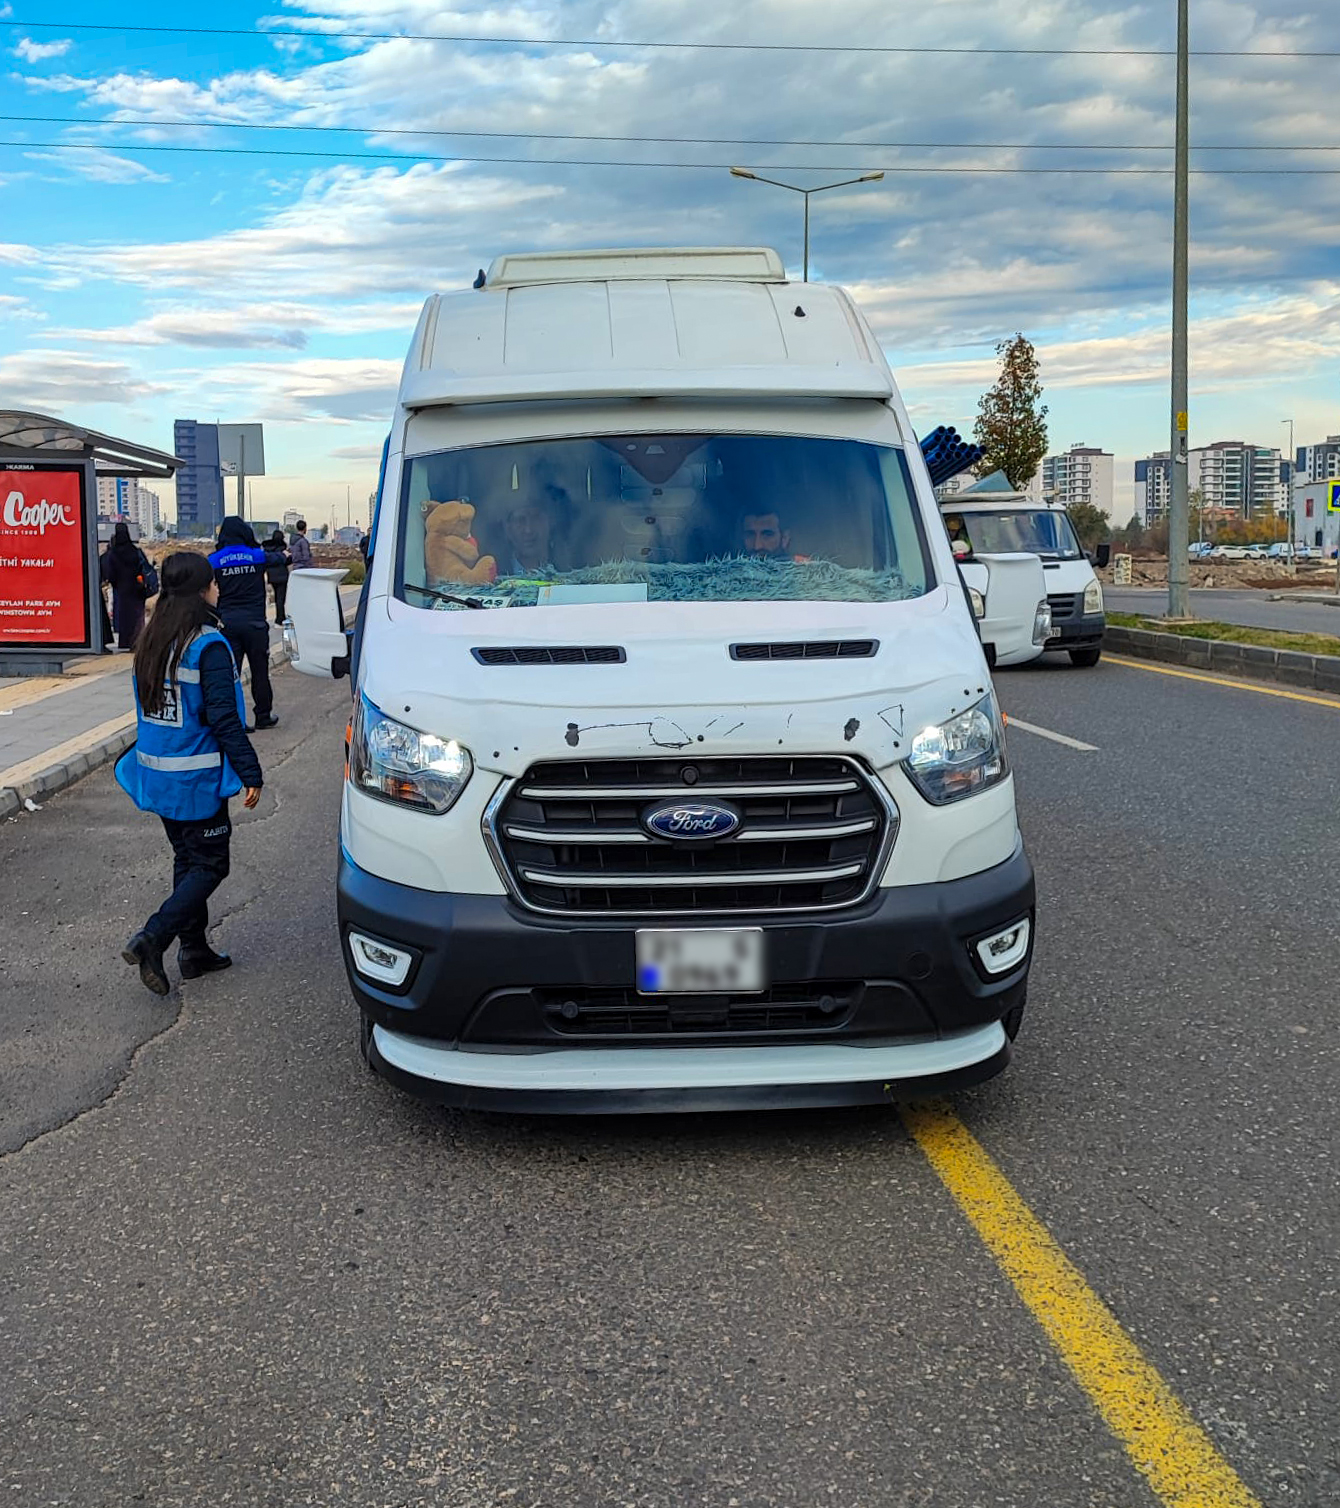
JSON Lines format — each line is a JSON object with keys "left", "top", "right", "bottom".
{"left": 877, "top": 704, "right": 905, "bottom": 739}
{"left": 564, "top": 715, "right": 696, "bottom": 750}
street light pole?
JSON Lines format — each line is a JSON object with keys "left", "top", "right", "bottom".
{"left": 1168, "top": 0, "right": 1191, "bottom": 620}
{"left": 1281, "top": 418, "right": 1294, "bottom": 549}
{"left": 729, "top": 168, "right": 885, "bottom": 282}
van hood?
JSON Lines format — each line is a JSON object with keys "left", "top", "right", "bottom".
{"left": 360, "top": 587, "right": 993, "bottom": 776}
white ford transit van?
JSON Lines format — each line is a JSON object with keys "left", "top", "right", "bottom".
{"left": 286, "top": 247, "right": 1035, "bottom": 1112}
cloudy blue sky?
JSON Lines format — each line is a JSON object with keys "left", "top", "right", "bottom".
{"left": 2, "top": 0, "right": 1338, "bottom": 524}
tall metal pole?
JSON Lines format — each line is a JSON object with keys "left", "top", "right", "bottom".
{"left": 1168, "top": 0, "right": 1191, "bottom": 618}
{"left": 237, "top": 432, "right": 247, "bottom": 521}
{"left": 1282, "top": 418, "right": 1293, "bottom": 548}
{"left": 802, "top": 192, "right": 811, "bottom": 282}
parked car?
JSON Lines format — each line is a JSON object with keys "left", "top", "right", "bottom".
{"left": 1295, "top": 545, "right": 1316, "bottom": 561}
{"left": 1210, "top": 544, "right": 1264, "bottom": 561}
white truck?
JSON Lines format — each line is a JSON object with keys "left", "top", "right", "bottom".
{"left": 285, "top": 247, "right": 1035, "bottom": 1112}
{"left": 942, "top": 473, "right": 1107, "bottom": 667}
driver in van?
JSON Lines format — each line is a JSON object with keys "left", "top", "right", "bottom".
{"left": 741, "top": 510, "right": 791, "bottom": 558}
{"left": 503, "top": 497, "right": 556, "bottom": 575}
{"left": 740, "top": 510, "right": 810, "bottom": 563}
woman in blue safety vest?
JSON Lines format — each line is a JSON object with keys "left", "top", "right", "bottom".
{"left": 115, "top": 553, "right": 264, "bottom": 996}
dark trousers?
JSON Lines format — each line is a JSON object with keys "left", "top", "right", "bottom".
{"left": 146, "top": 804, "right": 232, "bottom": 951}
{"left": 223, "top": 620, "right": 273, "bottom": 719}
{"left": 271, "top": 580, "right": 288, "bottom": 624}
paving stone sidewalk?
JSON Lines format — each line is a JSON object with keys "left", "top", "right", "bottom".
{"left": 1, "top": 628, "right": 288, "bottom": 821}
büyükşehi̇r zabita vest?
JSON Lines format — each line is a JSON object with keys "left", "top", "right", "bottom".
{"left": 115, "top": 627, "right": 247, "bottom": 823}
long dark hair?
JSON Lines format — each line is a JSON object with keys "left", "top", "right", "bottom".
{"left": 133, "top": 553, "right": 216, "bottom": 717}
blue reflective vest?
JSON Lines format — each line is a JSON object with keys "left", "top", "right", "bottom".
{"left": 115, "top": 627, "right": 246, "bottom": 822}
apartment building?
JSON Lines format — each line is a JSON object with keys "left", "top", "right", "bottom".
{"left": 96, "top": 476, "right": 162, "bottom": 536}
{"left": 1041, "top": 444, "right": 1115, "bottom": 516}
{"left": 1296, "top": 436, "right": 1340, "bottom": 483}
{"left": 1134, "top": 452, "right": 1173, "bottom": 524}
{"left": 1135, "top": 441, "right": 1287, "bottom": 524}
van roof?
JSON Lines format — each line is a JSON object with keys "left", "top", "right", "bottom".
{"left": 399, "top": 247, "right": 895, "bottom": 409}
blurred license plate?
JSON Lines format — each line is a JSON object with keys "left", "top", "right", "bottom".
{"left": 636, "top": 929, "right": 765, "bottom": 995}
{"left": 1045, "top": 626, "right": 1063, "bottom": 640}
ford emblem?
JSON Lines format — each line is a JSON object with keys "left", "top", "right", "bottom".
{"left": 642, "top": 799, "right": 741, "bottom": 841}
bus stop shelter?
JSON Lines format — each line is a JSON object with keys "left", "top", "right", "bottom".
{"left": 0, "top": 410, "right": 181, "bottom": 674}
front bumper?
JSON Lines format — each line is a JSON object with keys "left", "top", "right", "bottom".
{"left": 338, "top": 840, "right": 1034, "bottom": 1110}
{"left": 1044, "top": 611, "right": 1105, "bottom": 651}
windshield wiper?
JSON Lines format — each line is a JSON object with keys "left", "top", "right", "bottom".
{"left": 404, "top": 583, "right": 486, "bottom": 610}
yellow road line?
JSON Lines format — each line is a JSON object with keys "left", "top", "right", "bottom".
{"left": 901, "top": 1102, "right": 1262, "bottom": 1508}
{"left": 0, "top": 712, "right": 135, "bottom": 792}
{"left": 1104, "top": 653, "right": 1340, "bottom": 710}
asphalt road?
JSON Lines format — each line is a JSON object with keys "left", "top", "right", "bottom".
{"left": 1, "top": 657, "right": 1336, "bottom": 1506}
{"left": 1107, "top": 585, "right": 1340, "bottom": 638}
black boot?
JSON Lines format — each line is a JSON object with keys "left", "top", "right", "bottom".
{"left": 122, "top": 931, "right": 170, "bottom": 996}
{"left": 179, "top": 944, "right": 232, "bottom": 980}
{"left": 253, "top": 713, "right": 279, "bottom": 730}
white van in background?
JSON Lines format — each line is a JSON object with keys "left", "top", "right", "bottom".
{"left": 285, "top": 247, "right": 1036, "bottom": 1112}
{"left": 955, "top": 551, "right": 1052, "bottom": 669}
{"left": 943, "top": 473, "right": 1107, "bottom": 667}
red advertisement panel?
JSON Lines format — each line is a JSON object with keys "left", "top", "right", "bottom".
{"left": 0, "top": 467, "right": 90, "bottom": 646}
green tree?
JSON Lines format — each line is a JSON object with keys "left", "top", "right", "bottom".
{"left": 1119, "top": 514, "right": 1146, "bottom": 548}
{"left": 972, "top": 333, "right": 1049, "bottom": 491}
{"left": 1067, "top": 501, "right": 1110, "bottom": 552}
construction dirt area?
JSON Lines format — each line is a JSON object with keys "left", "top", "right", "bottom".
{"left": 1101, "top": 556, "right": 1338, "bottom": 591}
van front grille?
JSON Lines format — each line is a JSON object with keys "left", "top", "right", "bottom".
{"left": 488, "top": 755, "right": 896, "bottom": 916}
{"left": 1047, "top": 593, "right": 1081, "bottom": 622}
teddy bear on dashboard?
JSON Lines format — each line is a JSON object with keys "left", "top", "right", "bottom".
{"left": 422, "top": 499, "right": 497, "bottom": 586}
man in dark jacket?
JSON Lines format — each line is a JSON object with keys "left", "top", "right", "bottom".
{"left": 265, "top": 528, "right": 290, "bottom": 624}
{"left": 209, "top": 517, "right": 288, "bottom": 729}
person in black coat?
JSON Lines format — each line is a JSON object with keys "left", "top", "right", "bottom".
{"left": 208, "top": 517, "right": 289, "bottom": 730}
{"left": 265, "top": 529, "right": 290, "bottom": 624}
{"left": 100, "top": 522, "right": 148, "bottom": 650}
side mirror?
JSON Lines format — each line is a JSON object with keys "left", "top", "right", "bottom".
{"left": 1093, "top": 543, "right": 1111, "bottom": 569}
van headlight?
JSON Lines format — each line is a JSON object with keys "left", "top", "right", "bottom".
{"left": 904, "top": 695, "right": 1008, "bottom": 805}
{"left": 1032, "top": 599, "right": 1052, "bottom": 645}
{"left": 350, "top": 694, "right": 472, "bottom": 814}
{"left": 1084, "top": 579, "right": 1104, "bottom": 615}
{"left": 967, "top": 586, "right": 986, "bottom": 620}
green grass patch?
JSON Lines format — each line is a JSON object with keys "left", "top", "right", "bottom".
{"left": 1107, "top": 611, "right": 1340, "bottom": 658}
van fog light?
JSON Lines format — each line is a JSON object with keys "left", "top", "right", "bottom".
{"left": 975, "top": 919, "right": 1030, "bottom": 975}
{"left": 349, "top": 932, "right": 413, "bottom": 987}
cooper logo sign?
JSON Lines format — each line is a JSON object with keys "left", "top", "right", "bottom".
{"left": 4, "top": 489, "right": 78, "bottom": 534}
{"left": 0, "top": 467, "right": 90, "bottom": 647}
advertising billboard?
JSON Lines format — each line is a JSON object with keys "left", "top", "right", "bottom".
{"left": 0, "top": 462, "right": 92, "bottom": 648}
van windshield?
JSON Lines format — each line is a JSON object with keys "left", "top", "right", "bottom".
{"left": 396, "top": 433, "right": 931, "bottom": 610}
{"left": 945, "top": 508, "right": 1083, "bottom": 561}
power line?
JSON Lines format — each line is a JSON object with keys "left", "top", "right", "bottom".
{"left": 3, "top": 113, "right": 1339, "bottom": 152}
{"left": 9, "top": 138, "right": 1340, "bottom": 173}
{"left": 4, "top": 17, "right": 1340, "bottom": 57}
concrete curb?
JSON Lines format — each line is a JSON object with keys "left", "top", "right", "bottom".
{"left": 1, "top": 643, "right": 290, "bottom": 821}
{"left": 1105, "top": 625, "right": 1340, "bottom": 694}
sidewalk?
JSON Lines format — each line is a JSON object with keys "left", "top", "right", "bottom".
{"left": 0, "top": 613, "right": 311, "bottom": 820}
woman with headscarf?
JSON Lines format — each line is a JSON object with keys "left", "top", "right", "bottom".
{"left": 100, "top": 522, "right": 149, "bottom": 650}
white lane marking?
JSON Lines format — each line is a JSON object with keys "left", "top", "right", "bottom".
{"left": 1007, "top": 717, "right": 1099, "bottom": 752}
